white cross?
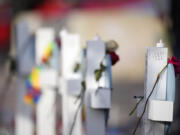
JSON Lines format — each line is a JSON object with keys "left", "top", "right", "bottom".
{"left": 35, "top": 28, "right": 58, "bottom": 135}
{"left": 85, "top": 36, "right": 112, "bottom": 135}
{"left": 15, "top": 21, "right": 35, "bottom": 135}
{"left": 59, "top": 30, "right": 82, "bottom": 135}
{"left": 142, "top": 40, "right": 168, "bottom": 135}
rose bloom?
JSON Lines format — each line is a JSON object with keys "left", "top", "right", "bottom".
{"left": 168, "top": 56, "right": 180, "bottom": 77}
{"left": 109, "top": 51, "right": 119, "bottom": 65}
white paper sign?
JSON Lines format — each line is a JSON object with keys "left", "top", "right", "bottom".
{"left": 91, "top": 88, "right": 111, "bottom": 109}
{"left": 39, "top": 69, "right": 58, "bottom": 89}
{"left": 67, "top": 79, "right": 82, "bottom": 96}
{"left": 148, "top": 100, "right": 173, "bottom": 122}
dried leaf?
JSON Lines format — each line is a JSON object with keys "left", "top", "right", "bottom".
{"left": 106, "top": 40, "right": 119, "bottom": 52}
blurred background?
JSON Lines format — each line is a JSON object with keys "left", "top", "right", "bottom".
{"left": 0, "top": 0, "right": 180, "bottom": 135}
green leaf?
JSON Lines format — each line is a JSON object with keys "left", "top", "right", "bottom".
{"left": 74, "top": 63, "right": 80, "bottom": 73}
{"left": 129, "top": 96, "right": 144, "bottom": 116}
{"left": 100, "top": 62, "right": 106, "bottom": 71}
{"left": 81, "top": 80, "right": 86, "bottom": 92}
{"left": 94, "top": 62, "right": 107, "bottom": 82}
{"left": 94, "top": 70, "right": 101, "bottom": 81}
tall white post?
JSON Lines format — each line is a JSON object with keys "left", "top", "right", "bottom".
{"left": 59, "top": 30, "right": 82, "bottom": 135}
{"left": 36, "top": 28, "right": 58, "bottom": 135}
{"left": 142, "top": 41, "right": 168, "bottom": 135}
{"left": 15, "top": 21, "right": 34, "bottom": 135}
{"left": 85, "top": 36, "right": 112, "bottom": 135}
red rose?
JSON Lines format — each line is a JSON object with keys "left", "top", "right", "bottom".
{"left": 55, "top": 37, "right": 61, "bottom": 47}
{"left": 168, "top": 56, "right": 180, "bottom": 77}
{"left": 109, "top": 51, "right": 119, "bottom": 65}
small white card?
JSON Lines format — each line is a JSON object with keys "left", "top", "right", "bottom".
{"left": 148, "top": 100, "right": 173, "bottom": 122}
{"left": 67, "top": 79, "right": 82, "bottom": 96}
{"left": 39, "top": 69, "right": 58, "bottom": 88}
{"left": 91, "top": 88, "right": 111, "bottom": 109}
